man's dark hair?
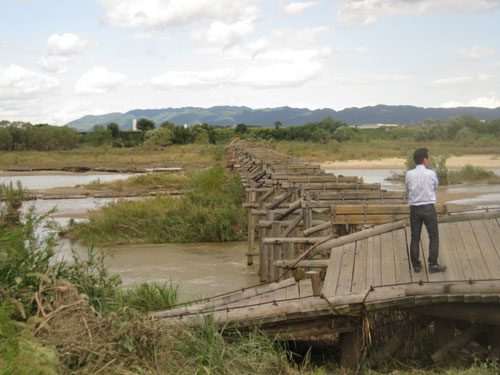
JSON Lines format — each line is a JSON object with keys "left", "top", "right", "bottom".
{"left": 413, "top": 148, "right": 429, "bottom": 165}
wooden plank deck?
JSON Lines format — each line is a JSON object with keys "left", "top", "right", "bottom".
{"left": 152, "top": 212, "right": 500, "bottom": 346}
{"left": 322, "top": 214, "right": 500, "bottom": 298}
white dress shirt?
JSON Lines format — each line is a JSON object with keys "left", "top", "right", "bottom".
{"left": 405, "top": 164, "right": 438, "bottom": 206}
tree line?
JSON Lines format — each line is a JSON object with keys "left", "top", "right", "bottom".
{"left": 1, "top": 114, "right": 500, "bottom": 151}
{"left": 0, "top": 121, "right": 79, "bottom": 151}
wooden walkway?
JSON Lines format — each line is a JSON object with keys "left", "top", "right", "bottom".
{"left": 152, "top": 141, "right": 500, "bottom": 365}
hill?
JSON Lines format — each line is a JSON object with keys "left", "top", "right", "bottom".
{"left": 66, "top": 105, "right": 500, "bottom": 131}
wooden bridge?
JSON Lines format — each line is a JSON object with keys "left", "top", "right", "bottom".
{"left": 152, "top": 140, "right": 500, "bottom": 366}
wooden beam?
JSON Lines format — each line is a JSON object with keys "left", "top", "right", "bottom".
{"left": 276, "top": 260, "right": 329, "bottom": 269}
{"left": 405, "top": 280, "right": 500, "bottom": 296}
{"left": 303, "top": 221, "right": 330, "bottom": 236}
{"left": 415, "top": 304, "right": 500, "bottom": 326}
{"left": 313, "top": 219, "right": 408, "bottom": 253}
{"left": 264, "top": 237, "right": 326, "bottom": 245}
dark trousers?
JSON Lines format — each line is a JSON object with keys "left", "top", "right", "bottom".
{"left": 410, "top": 204, "right": 439, "bottom": 267}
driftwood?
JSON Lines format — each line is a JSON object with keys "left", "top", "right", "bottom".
{"left": 431, "top": 323, "right": 483, "bottom": 363}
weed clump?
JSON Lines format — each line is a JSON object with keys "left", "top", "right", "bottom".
{"left": 1, "top": 195, "right": 294, "bottom": 374}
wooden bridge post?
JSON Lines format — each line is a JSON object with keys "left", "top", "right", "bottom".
{"left": 247, "top": 180, "right": 257, "bottom": 266}
{"left": 341, "top": 324, "right": 364, "bottom": 369}
{"left": 258, "top": 201, "right": 268, "bottom": 282}
{"left": 269, "top": 219, "right": 281, "bottom": 281}
{"left": 305, "top": 271, "right": 320, "bottom": 296}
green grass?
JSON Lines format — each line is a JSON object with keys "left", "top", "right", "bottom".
{"left": 67, "top": 164, "right": 247, "bottom": 245}
{"left": 448, "top": 165, "right": 500, "bottom": 184}
{"left": 0, "top": 144, "right": 224, "bottom": 170}
{"left": 1, "top": 206, "right": 296, "bottom": 375}
{"left": 83, "top": 171, "right": 188, "bottom": 192}
{"left": 387, "top": 163, "right": 500, "bottom": 185}
{"left": 115, "top": 281, "right": 179, "bottom": 312}
{"left": 273, "top": 139, "right": 500, "bottom": 164}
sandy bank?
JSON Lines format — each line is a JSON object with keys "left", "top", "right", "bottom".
{"left": 321, "top": 154, "right": 500, "bottom": 170}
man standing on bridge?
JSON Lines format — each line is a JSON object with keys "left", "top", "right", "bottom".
{"left": 405, "top": 148, "right": 446, "bottom": 273}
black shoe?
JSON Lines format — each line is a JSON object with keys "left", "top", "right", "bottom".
{"left": 413, "top": 264, "right": 422, "bottom": 273}
{"left": 429, "top": 264, "right": 447, "bottom": 273}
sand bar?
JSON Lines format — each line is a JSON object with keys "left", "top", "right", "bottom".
{"left": 321, "top": 154, "right": 500, "bottom": 170}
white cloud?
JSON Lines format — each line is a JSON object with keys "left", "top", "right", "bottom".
{"left": 334, "top": 74, "right": 412, "bottom": 85}
{"left": 231, "top": 26, "right": 331, "bottom": 59}
{"left": 38, "top": 55, "right": 70, "bottom": 73}
{"left": 100, "top": 0, "right": 260, "bottom": 30}
{"left": 432, "top": 76, "right": 472, "bottom": 85}
{"left": 283, "top": 1, "right": 321, "bottom": 16}
{"left": 459, "top": 46, "right": 497, "bottom": 59}
{"left": 441, "top": 95, "right": 500, "bottom": 108}
{"left": 151, "top": 45, "right": 329, "bottom": 90}
{"left": 338, "top": 0, "right": 500, "bottom": 27}
{"left": 151, "top": 68, "right": 235, "bottom": 88}
{"left": 0, "top": 65, "right": 59, "bottom": 97}
{"left": 190, "top": 15, "right": 257, "bottom": 45}
{"left": 75, "top": 67, "right": 127, "bottom": 94}
{"left": 171, "top": 25, "right": 333, "bottom": 89}
{"left": 236, "top": 59, "right": 323, "bottom": 88}
{"left": 46, "top": 33, "right": 89, "bottom": 55}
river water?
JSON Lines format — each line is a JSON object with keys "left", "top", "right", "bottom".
{"left": 3, "top": 173, "right": 260, "bottom": 299}
{"left": 4, "top": 170, "right": 500, "bottom": 299}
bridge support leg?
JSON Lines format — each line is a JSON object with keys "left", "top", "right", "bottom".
{"left": 340, "top": 326, "right": 363, "bottom": 369}
{"left": 247, "top": 187, "right": 256, "bottom": 265}
{"left": 434, "top": 318, "right": 455, "bottom": 349}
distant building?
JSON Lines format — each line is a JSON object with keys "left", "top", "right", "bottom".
{"left": 356, "top": 123, "right": 400, "bottom": 129}
{"left": 132, "top": 119, "right": 137, "bottom": 131}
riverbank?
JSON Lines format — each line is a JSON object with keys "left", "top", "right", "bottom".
{"left": 321, "top": 154, "right": 500, "bottom": 170}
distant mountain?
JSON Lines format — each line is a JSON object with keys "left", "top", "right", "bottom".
{"left": 66, "top": 105, "right": 500, "bottom": 131}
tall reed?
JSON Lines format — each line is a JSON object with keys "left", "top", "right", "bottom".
{"left": 68, "top": 163, "right": 247, "bottom": 244}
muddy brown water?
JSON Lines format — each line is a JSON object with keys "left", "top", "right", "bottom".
{"left": 56, "top": 239, "right": 259, "bottom": 302}
{"left": 6, "top": 171, "right": 500, "bottom": 300}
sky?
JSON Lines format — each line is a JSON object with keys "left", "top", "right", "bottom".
{"left": 0, "top": 0, "right": 499, "bottom": 125}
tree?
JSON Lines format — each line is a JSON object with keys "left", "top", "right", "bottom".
{"left": 235, "top": 123, "right": 248, "bottom": 134}
{"left": 143, "top": 127, "right": 174, "bottom": 149}
{"left": 274, "top": 121, "right": 282, "bottom": 130}
{"left": 91, "top": 124, "right": 113, "bottom": 146}
{"left": 456, "top": 127, "right": 474, "bottom": 147}
{"left": 160, "top": 120, "right": 175, "bottom": 130}
{"left": 137, "top": 118, "right": 155, "bottom": 132}
{"left": 487, "top": 119, "right": 500, "bottom": 139}
{"left": 311, "top": 128, "right": 330, "bottom": 144}
{"left": 107, "top": 122, "right": 120, "bottom": 138}
{"left": 333, "top": 125, "right": 355, "bottom": 142}
{"left": 0, "top": 128, "right": 13, "bottom": 150}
